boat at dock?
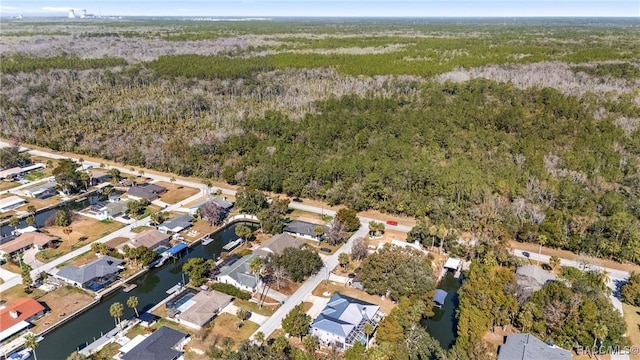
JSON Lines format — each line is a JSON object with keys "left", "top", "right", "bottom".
{"left": 8, "top": 349, "right": 32, "bottom": 360}
{"left": 222, "top": 238, "right": 243, "bottom": 251}
{"left": 201, "top": 236, "right": 215, "bottom": 245}
{"left": 123, "top": 284, "right": 137, "bottom": 293}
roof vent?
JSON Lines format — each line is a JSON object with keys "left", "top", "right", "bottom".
{"left": 9, "top": 310, "right": 19, "bottom": 319}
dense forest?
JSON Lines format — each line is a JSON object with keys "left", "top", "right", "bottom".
{"left": 2, "top": 20, "right": 640, "bottom": 266}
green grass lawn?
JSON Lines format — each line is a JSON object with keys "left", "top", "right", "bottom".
{"left": 24, "top": 171, "right": 45, "bottom": 181}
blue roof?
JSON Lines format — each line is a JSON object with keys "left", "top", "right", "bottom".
{"left": 166, "top": 242, "right": 188, "bottom": 256}
{"left": 311, "top": 293, "right": 379, "bottom": 339}
{"left": 434, "top": 289, "right": 448, "bottom": 305}
{"left": 139, "top": 312, "right": 158, "bottom": 322}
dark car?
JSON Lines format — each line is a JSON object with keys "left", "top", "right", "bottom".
{"left": 320, "top": 248, "right": 332, "bottom": 254}
{"left": 347, "top": 273, "right": 357, "bottom": 279}
{"left": 522, "top": 251, "right": 530, "bottom": 258}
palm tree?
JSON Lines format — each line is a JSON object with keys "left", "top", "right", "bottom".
{"left": 302, "top": 335, "right": 319, "bottom": 357}
{"left": 109, "top": 302, "right": 124, "bottom": 329}
{"left": 537, "top": 234, "right": 548, "bottom": 266}
{"left": 236, "top": 307, "right": 248, "bottom": 325}
{"left": 27, "top": 205, "right": 37, "bottom": 217}
{"left": 593, "top": 323, "right": 608, "bottom": 348}
{"left": 8, "top": 215, "right": 20, "bottom": 231}
{"left": 24, "top": 333, "right": 39, "bottom": 360}
{"left": 63, "top": 227, "right": 73, "bottom": 250}
{"left": 363, "top": 323, "right": 374, "bottom": 349}
{"left": 254, "top": 331, "right": 265, "bottom": 347}
{"left": 26, "top": 216, "right": 36, "bottom": 227}
{"left": 127, "top": 296, "right": 139, "bottom": 318}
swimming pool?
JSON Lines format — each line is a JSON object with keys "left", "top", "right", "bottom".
{"left": 166, "top": 288, "right": 197, "bottom": 309}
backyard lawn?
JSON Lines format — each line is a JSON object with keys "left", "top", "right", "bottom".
{"left": 233, "top": 298, "right": 278, "bottom": 317}
{"left": 157, "top": 182, "right": 200, "bottom": 205}
{"left": 312, "top": 281, "right": 397, "bottom": 315}
{"left": 36, "top": 218, "right": 123, "bottom": 261}
{"left": 0, "top": 181, "right": 19, "bottom": 191}
{"left": 182, "top": 219, "right": 215, "bottom": 244}
{"left": 206, "top": 313, "right": 258, "bottom": 350}
{"left": 23, "top": 171, "right": 46, "bottom": 181}
{"left": 30, "top": 286, "right": 95, "bottom": 334}
{"left": 0, "top": 284, "right": 46, "bottom": 305}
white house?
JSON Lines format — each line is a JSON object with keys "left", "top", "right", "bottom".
{"left": 0, "top": 196, "right": 26, "bottom": 213}
{"left": 215, "top": 254, "right": 258, "bottom": 292}
{"left": 310, "top": 293, "right": 380, "bottom": 350}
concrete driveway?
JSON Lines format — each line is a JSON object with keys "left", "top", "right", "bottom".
{"left": 0, "top": 267, "right": 18, "bottom": 283}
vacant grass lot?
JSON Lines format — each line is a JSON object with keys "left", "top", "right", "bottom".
{"left": 157, "top": 182, "right": 199, "bottom": 205}
{"left": 30, "top": 286, "right": 95, "bottom": 334}
{"left": 36, "top": 218, "right": 123, "bottom": 261}
{"left": 0, "top": 284, "right": 45, "bottom": 305}
{"left": 622, "top": 303, "right": 640, "bottom": 360}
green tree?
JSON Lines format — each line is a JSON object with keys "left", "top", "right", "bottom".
{"left": 182, "top": 257, "right": 214, "bottom": 287}
{"left": 335, "top": 208, "right": 361, "bottom": 232}
{"left": 338, "top": 253, "right": 350, "bottom": 268}
{"left": 149, "top": 211, "right": 165, "bottom": 226}
{"left": 52, "top": 158, "right": 81, "bottom": 194}
{"left": 549, "top": 255, "right": 561, "bottom": 270}
{"left": 281, "top": 303, "right": 311, "bottom": 340}
{"left": 359, "top": 243, "right": 435, "bottom": 300}
{"left": 8, "top": 215, "right": 20, "bottom": 230}
{"left": 63, "top": 227, "right": 73, "bottom": 250}
{"left": 66, "top": 351, "right": 86, "bottom": 360}
{"left": 26, "top": 216, "right": 36, "bottom": 227}
{"left": 302, "top": 335, "right": 319, "bottom": 356}
{"left": 620, "top": 272, "right": 640, "bottom": 306}
{"left": 21, "top": 262, "right": 33, "bottom": 292}
{"left": 537, "top": 234, "right": 547, "bottom": 266}
{"left": 53, "top": 209, "right": 72, "bottom": 227}
{"left": 362, "top": 323, "right": 374, "bottom": 349}
{"left": 258, "top": 197, "right": 289, "bottom": 235}
{"left": 254, "top": 331, "right": 265, "bottom": 346}
{"left": 127, "top": 296, "right": 139, "bottom": 318}
{"left": 27, "top": 205, "right": 37, "bottom": 216}
{"left": 273, "top": 247, "right": 323, "bottom": 282}
{"left": 109, "top": 302, "right": 124, "bottom": 329}
{"left": 236, "top": 187, "right": 268, "bottom": 214}
{"left": 235, "top": 224, "right": 253, "bottom": 242}
{"left": 236, "top": 307, "right": 249, "bottom": 324}
{"left": 24, "top": 333, "right": 39, "bottom": 360}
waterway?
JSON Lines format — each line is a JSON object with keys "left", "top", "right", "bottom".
{"left": 421, "top": 271, "right": 462, "bottom": 349}
{"left": 0, "top": 195, "right": 103, "bottom": 238}
{"left": 34, "top": 221, "right": 255, "bottom": 360}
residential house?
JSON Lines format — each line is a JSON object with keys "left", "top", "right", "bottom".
{"left": 310, "top": 293, "right": 380, "bottom": 350}
{"left": 158, "top": 215, "right": 193, "bottom": 234}
{"left": 498, "top": 333, "right": 571, "bottom": 360}
{"left": 126, "top": 229, "right": 171, "bottom": 252}
{"left": 119, "top": 326, "right": 190, "bottom": 360}
{"left": 89, "top": 170, "right": 112, "bottom": 186}
{"left": 175, "top": 290, "right": 233, "bottom": 330}
{"left": 85, "top": 200, "right": 130, "bottom": 221}
{"left": 127, "top": 183, "right": 167, "bottom": 201}
{"left": 0, "top": 298, "right": 46, "bottom": 343}
{"left": 0, "top": 195, "right": 26, "bottom": 213}
{"left": 0, "top": 232, "right": 57, "bottom": 257}
{"left": 283, "top": 220, "right": 325, "bottom": 241}
{"left": 0, "top": 163, "right": 45, "bottom": 180}
{"left": 187, "top": 197, "right": 234, "bottom": 216}
{"left": 24, "top": 182, "right": 57, "bottom": 199}
{"left": 254, "top": 233, "right": 304, "bottom": 258}
{"left": 53, "top": 255, "right": 124, "bottom": 291}
{"left": 216, "top": 254, "right": 259, "bottom": 292}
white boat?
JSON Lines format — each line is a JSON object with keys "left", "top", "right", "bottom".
{"left": 9, "top": 349, "right": 32, "bottom": 360}
{"left": 201, "top": 237, "right": 215, "bottom": 245}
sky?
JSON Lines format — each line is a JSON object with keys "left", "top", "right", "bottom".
{"left": 1, "top": 0, "right": 639, "bottom": 18}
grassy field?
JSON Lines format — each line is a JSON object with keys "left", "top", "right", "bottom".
{"left": 622, "top": 303, "right": 640, "bottom": 360}
{"left": 0, "top": 284, "right": 46, "bottom": 305}
{"left": 23, "top": 171, "right": 46, "bottom": 181}
{"left": 182, "top": 219, "right": 215, "bottom": 243}
{"left": 30, "top": 286, "right": 95, "bottom": 334}
{"left": 233, "top": 298, "right": 278, "bottom": 317}
{"left": 131, "top": 225, "right": 153, "bottom": 233}
{"left": 0, "top": 181, "right": 19, "bottom": 191}
{"left": 208, "top": 313, "right": 258, "bottom": 350}
{"left": 157, "top": 181, "right": 200, "bottom": 205}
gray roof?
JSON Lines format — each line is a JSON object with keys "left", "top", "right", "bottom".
{"left": 177, "top": 290, "right": 233, "bottom": 328}
{"left": 56, "top": 255, "right": 124, "bottom": 284}
{"left": 434, "top": 289, "right": 448, "bottom": 305}
{"left": 255, "top": 233, "right": 304, "bottom": 258}
{"left": 498, "top": 334, "right": 571, "bottom": 360}
{"left": 217, "top": 254, "right": 258, "bottom": 290}
{"left": 105, "top": 200, "right": 129, "bottom": 216}
{"left": 122, "top": 326, "right": 188, "bottom": 360}
{"left": 311, "top": 293, "right": 379, "bottom": 338}
{"left": 127, "top": 183, "right": 166, "bottom": 201}
{"left": 210, "top": 197, "right": 234, "bottom": 210}
{"left": 26, "top": 182, "right": 57, "bottom": 194}
{"left": 159, "top": 214, "right": 193, "bottom": 231}
{"left": 284, "top": 220, "right": 324, "bottom": 238}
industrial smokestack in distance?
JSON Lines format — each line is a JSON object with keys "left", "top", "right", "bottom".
{"left": 68, "top": 9, "right": 76, "bottom": 19}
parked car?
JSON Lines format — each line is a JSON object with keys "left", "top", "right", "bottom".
{"left": 320, "top": 247, "right": 332, "bottom": 254}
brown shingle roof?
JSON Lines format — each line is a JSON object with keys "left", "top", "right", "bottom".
{"left": 255, "top": 233, "right": 304, "bottom": 257}
{"left": 0, "top": 232, "right": 57, "bottom": 254}
{"left": 131, "top": 229, "right": 170, "bottom": 249}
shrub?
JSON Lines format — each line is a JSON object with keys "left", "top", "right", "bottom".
{"left": 210, "top": 283, "right": 251, "bottom": 300}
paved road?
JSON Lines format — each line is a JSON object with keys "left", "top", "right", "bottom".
{"left": 0, "top": 191, "right": 203, "bottom": 293}
{"left": 3, "top": 141, "right": 634, "bottom": 332}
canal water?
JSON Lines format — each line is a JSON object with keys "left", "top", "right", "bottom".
{"left": 35, "top": 222, "right": 254, "bottom": 360}
{"left": 421, "top": 271, "right": 461, "bottom": 349}
{"left": 1, "top": 195, "right": 103, "bottom": 238}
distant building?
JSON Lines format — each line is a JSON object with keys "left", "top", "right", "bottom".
{"left": 126, "top": 229, "right": 171, "bottom": 251}
{"left": 254, "top": 233, "right": 304, "bottom": 258}
{"left": 127, "top": 183, "right": 166, "bottom": 201}
{"left": 54, "top": 255, "right": 124, "bottom": 291}
{"left": 283, "top": 220, "right": 325, "bottom": 241}
{"left": 85, "top": 199, "right": 130, "bottom": 221}
{"left": 310, "top": 293, "right": 380, "bottom": 350}
{"left": 216, "top": 254, "right": 259, "bottom": 292}
{"left": 24, "top": 182, "right": 57, "bottom": 199}
{"left": 0, "top": 195, "right": 26, "bottom": 213}
{"left": 175, "top": 290, "right": 233, "bottom": 330}
{"left": 119, "top": 326, "right": 190, "bottom": 360}
{"left": 0, "top": 232, "right": 57, "bottom": 257}
{"left": 0, "top": 163, "right": 45, "bottom": 180}
{"left": 498, "top": 333, "right": 571, "bottom": 360}
{"left": 0, "top": 298, "right": 46, "bottom": 343}
{"left": 158, "top": 214, "right": 193, "bottom": 234}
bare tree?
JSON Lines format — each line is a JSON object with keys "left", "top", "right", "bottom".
{"left": 351, "top": 237, "right": 369, "bottom": 261}
{"left": 325, "top": 220, "right": 347, "bottom": 246}
{"left": 199, "top": 201, "right": 224, "bottom": 225}
{"left": 271, "top": 265, "right": 290, "bottom": 290}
